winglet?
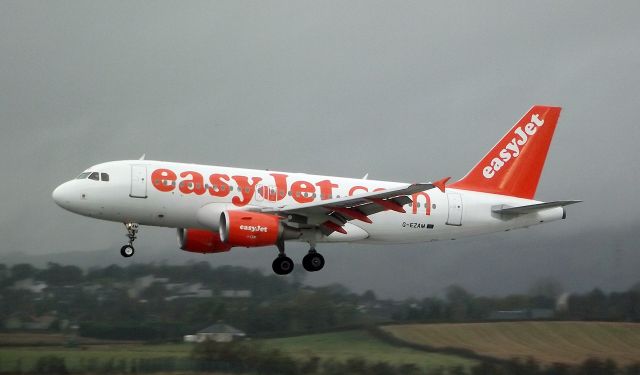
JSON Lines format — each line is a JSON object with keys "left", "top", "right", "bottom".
{"left": 433, "top": 177, "right": 451, "bottom": 193}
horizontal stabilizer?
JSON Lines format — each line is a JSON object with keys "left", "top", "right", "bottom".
{"left": 492, "top": 200, "right": 582, "bottom": 215}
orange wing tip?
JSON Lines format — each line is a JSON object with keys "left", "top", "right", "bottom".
{"left": 433, "top": 177, "right": 451, "bottom": 193}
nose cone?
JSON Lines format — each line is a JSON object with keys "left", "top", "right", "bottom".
{"left": 52, "top": 181, "right": 76, "bottom": 210}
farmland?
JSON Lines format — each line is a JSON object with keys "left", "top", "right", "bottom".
{"left": 382, "top": 321, "right": 640, "bottom": 365}
{"left": 3, "top": 322, "right": 640, "bottom": 373}
{"left": 0, "top": 330, "right": 473, "bottom": 373}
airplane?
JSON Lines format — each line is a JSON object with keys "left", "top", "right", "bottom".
{"left": 52, "top": 105, "right": 580, "bottom": 275}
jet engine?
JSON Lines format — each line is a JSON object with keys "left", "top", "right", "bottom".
{"left": 177, "top": 228, "right": 232, "bottom": 253}
{"left": 219, "top": 211, "right": 300, "bottom": 247}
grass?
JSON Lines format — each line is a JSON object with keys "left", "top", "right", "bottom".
{"left": 0, "top": 343, "right": 191, "bottom": 372}
{"left": 262, "top": 330, "right": 475, "bottom": 370}
{"left": 0, "top": 332, "right": 138, "bottom": 346}
{"left": 382, "top": 321, "right": 640, "bottom": 365}
{"left": 0, "top": 330, "right": 473, "bottom": 372}
{"left": 4, "top": 322, "right": 640, "bottom": 371}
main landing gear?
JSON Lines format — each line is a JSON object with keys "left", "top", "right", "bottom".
{"left": 271, "top": 241, "right": 325, "bottom": 275}
{"left": 120, "top": 222, "right": 138, "bottom": 258}
{"left": 272, "top": 240, "right": 294, "bottom": 275}
{"left": 302, "top": 249, "right": 325, "bottom": 272}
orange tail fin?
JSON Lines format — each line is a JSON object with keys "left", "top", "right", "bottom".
{"left": 449, "top": 106, "right": 561, "bottom": 199}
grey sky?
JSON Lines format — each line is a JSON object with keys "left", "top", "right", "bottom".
{"left": 1, "top": 1, "right": 639, "bottom": 298}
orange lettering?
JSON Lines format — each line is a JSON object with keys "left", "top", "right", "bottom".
{"left": 151, "top": 169, "right": 176, "bottom": 192}
{"left": 258, "top": 173, "right": 288, "bottom": 201}
{"left": 411, "top": 192, "right": 431, "bottom": 215}
{"left": 179, "top": 171, "right": 206, "bottom": 195}
{"left": 208, "top": 173, "right": 230, "bottom": 197}
{"left": 232, "top": 175, "right": 263, "bottom": 206}
{"left": 291, "top": 180, "right": 315, "bottom": 203}
{"left": 316, "top": 180, "right": 338, "bottom": 200}
{"left": 349, "top": 186, "right": 368, "bottom": 196}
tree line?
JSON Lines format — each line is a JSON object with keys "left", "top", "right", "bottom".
{"left": 1, "top": 262, "right": 640, "bottom": 340}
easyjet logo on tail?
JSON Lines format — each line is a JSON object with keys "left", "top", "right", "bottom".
{"left": 482, "top": 114, "right": 545, "bottom": 179}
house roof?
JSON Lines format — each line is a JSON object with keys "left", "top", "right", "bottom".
{"left": 198, "top": 323, "right": 245, "bottom": 335}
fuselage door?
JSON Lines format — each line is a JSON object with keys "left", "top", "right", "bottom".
{"left": 446, "top": 193, "right": 463, "bottom": 226}
{"left": 254, "top": 185, "right": 276, "bottom": 206}
{"left": 255, "top": 185, "right": 265, "bottom": 202}
{"left": 130, "top": 165, "right": 147, "bottom": 198}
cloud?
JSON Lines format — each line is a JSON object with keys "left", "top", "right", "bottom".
{"left": 1, "top": 1, "right": 639, "bottom": 297}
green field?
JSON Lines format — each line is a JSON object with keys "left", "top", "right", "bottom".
{"left": 382, "top": 321, "right": 640, "bottom": 365}
{"left": 0, "top": 330, "right": 473, "bottom": 372}
{"left": 6, "top": 322, "right": 636, "bottom": 372}
{"left": 263, "top": 330, "right": 474, "bottom": 370}
{"left": 0, "top": 343, "right": 191, "bottom": 372}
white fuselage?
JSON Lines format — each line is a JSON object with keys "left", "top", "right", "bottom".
{"left": 52, "top": 160, "right": 565, "bottom": 245}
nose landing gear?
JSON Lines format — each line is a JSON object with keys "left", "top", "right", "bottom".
{"left": 120, "top": 222, "right": 139, "bottom": 258}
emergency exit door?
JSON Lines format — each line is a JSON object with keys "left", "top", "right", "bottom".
{"left": 446, "top": 193, "right": 463, "bottom": 226}
{"left": 130, "top": 165, "right": 147, "bottom": 198}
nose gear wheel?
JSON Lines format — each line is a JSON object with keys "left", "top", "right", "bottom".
{"left": 120, "top": 222, "right": 139, "bottom": 258}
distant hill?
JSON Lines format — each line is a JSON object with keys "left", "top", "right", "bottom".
{"left": 0, "top": 243, "right": 279, "bottom": 270}
{"left": 2, "top": 223, "right": 640, "bottom": 298}
{"left": 382, "top": 321, "right": 640, "bottom": 365}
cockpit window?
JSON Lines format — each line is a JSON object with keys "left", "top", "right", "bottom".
{"left": 88, "top": 172, "right": 100, "bottom": 181}
{"left": 101, "top": 173, "right": 109, "bottom": 182}
{"left": 76, "top": 172, "right": 91, "bottom": 179}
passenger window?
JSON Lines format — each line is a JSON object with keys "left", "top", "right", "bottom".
{"left": 101, "top": 173, "right": 109, "bottom": 182}
{"left": 88, "top": 172, "right": 99, "bottom": 181}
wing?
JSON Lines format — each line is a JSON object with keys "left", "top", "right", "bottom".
{"left": 261, "top": 177, "right": 449, "bottom": 235}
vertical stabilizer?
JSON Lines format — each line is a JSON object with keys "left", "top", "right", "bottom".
{"left": 449, "top": 106, "right": 561, "bottom": 199}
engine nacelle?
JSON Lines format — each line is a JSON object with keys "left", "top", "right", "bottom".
{"left": 219, "top": 211, "right": 300, "bottom": 247}
{"left": 177, "top": 228, "right": 232, "bottom": 253}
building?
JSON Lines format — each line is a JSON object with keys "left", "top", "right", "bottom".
{"left": 221, "top": 289, "right": 252, "bottom": 298}
{"left": 10, "top": 278, "right": 48, "bottom": 293}
{"left": 488, "top": 308, "right": 554, "bottom": 320}
{"left": 127, "top": 275, "right": 169, "bottom": 298}
{"left": 165, "top": 282, "right": 213, "bottom": 301}
{"left": 3, "top": 314, "right": 56, "bottom": 330}
{"left": 184, "top": 323, "right": 246, "bottom": 343}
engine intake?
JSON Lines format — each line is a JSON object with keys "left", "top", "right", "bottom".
{"left": 177, "top": 228, "right": 232, "bottom": 253}
{"left": 219, "top": 211, "right": 300, "bottom": 247}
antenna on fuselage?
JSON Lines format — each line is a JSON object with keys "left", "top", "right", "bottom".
{"left": 362, "top": 173, "right": 369, "bottom": 180}
{"left": 139, "top": 154, "right": 146, "bottom": 160}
